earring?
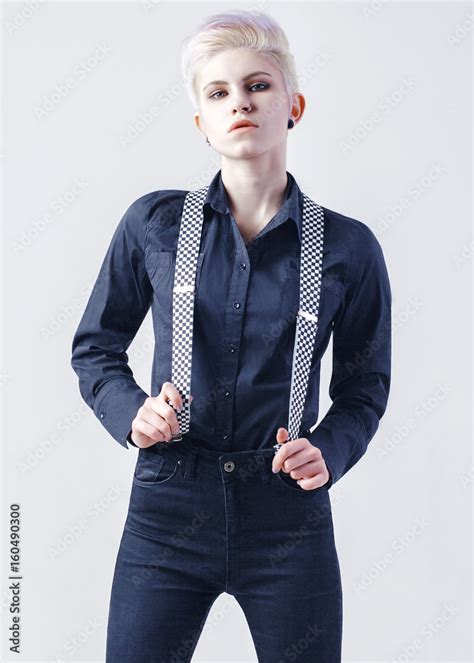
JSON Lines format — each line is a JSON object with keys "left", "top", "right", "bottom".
{"left": 287, "top": 118, "right": 294, "bottom": 129}
{"left": 205, "top": 136, "right": 211, "bottom": 146}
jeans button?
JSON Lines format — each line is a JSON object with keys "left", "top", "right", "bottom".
{"left": 224, "top": 461, "right": 235, "bottom": 472}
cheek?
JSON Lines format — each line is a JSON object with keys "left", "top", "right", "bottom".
{"left": 260, "top": 105, "right": 289, "bottom": 134}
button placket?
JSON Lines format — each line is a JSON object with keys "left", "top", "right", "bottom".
{"left": 214, "top": 242, "right": 249, "bottom": 446}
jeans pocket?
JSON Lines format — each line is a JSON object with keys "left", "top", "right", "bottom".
{"left": 133, "top": 448, "right": 181, "bottom": 487}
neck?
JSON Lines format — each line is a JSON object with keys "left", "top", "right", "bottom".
{"left": 220, "top": 159, "right": 289, "bottom": 243}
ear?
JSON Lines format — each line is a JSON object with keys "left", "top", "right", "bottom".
{"left": 194, "top": 112, "right": 203, "bottom": 134}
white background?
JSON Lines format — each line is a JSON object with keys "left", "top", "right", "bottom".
{"left": 2, "top": 1, "right": 472, "bottom": 661}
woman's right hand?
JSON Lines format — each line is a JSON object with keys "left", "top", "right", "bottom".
{"left": 129, "top": 382, "right": 193, "bottom": 448}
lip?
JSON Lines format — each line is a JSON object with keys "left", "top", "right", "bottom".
{"left": 229, "top": 120, "right": 258, "bottom": 132}
{"left": 231, "top": 125, "right": 257, "bottom": 133}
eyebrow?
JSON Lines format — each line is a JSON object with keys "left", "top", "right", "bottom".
{"left": 203, "top": 71, "right": 272, "bottom": 92}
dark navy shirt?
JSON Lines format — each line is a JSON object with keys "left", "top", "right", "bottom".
{"left": 71, "top": 169, "right": 392, "bottom": 487}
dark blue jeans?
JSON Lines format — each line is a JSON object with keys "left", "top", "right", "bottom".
{"left": 105, "top": 438, "right": 343, "bottom": 662}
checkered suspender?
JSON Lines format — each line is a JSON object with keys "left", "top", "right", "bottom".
{"left": 167, "top": 187, "right": 325, "bottom": 446}
{"left": 167, "top": 187, "right": 208, "bottom": 440}
{"left": 283, "top": 194, "right": 325, "bottom": 444}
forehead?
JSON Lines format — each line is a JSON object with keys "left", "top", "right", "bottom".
{"left": 197, "top": 48, "right": 279, "bottom": 87}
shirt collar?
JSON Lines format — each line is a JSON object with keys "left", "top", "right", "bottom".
{"left": 203, "top": 168, "right": 303, "bottom": 243}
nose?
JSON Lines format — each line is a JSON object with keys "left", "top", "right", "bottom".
{"left": 231, "top": 92, "right": 252, "bottom": 112}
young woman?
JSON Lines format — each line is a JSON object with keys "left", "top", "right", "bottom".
{"left": 71, "top": 9, "right": 392, "bottom": 662}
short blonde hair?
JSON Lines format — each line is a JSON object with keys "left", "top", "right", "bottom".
{"left": 181, "top": 9, "right": 299, "bottom": 112}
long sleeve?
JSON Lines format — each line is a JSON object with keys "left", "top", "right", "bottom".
{"left": 71, "top": 194, "right": 155, "bottom": 449}
{"left": 307, "top": 221, "right": 392, "bottom": 487}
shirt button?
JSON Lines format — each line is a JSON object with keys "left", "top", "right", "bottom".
{"left": 100, "top": 412, "right": 105, "bottom": 419}
{"left": 222, "top": 433, "right": 228, "bottom": 440}
{"left": 224, "top": 461, "right": 235, "bottom": 472}
{"left": 229, "top": 345, "right": 235, "bottom": 353}
{"left": 234, "top": 302, "right": 240, "bottom": 309}
{"left": 224, "top": 390, "right": 230, "bottom": 397}
{"left": 239, "top": 263, "right": 246, "bottom": 270}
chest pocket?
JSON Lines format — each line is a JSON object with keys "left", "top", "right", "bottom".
{"left": 145, "top": 250, "right": 206, "bottom": 318}
{"left": 278, "top": 263, "right": 344, "bottom": 327}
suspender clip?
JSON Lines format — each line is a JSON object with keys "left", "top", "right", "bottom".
{"left": 297, "top": 309, "right": 318, "bottom": 323}
{"left": 173, "top": 284, "right": 195, "bottom": 294}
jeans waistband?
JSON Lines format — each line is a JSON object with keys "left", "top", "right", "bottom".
{"left": 149, "top": 435, "right": 277, "bottom": 479}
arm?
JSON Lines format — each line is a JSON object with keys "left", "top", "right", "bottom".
{"left": 307, "top": 221, "right": 392, "bottom": 487}
{"left": 71, "top": 195, "right": 155, "bottom": 449}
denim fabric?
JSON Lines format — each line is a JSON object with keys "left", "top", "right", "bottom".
{"left": 70, "top": 168, "right": 392, "bottom": 489}
{"left": 106, "top": 438, "right": 342, "bottom": 662}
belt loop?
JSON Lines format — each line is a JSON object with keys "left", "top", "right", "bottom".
{"left": 183, "top": 446, "right": 196, "bottom": 479}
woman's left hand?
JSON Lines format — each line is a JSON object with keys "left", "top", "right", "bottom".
{"left": 271, "top": 427, "right": 331, "bottom": 490}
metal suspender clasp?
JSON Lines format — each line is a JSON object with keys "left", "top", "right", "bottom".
{"left": 173, "top": 284, "right": 195, "bottom": 294}
{"left": 297, "top": 309, "right": 318, "bottom": 323}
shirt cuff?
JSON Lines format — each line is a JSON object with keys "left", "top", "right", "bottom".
{"left": 306, "top": 421, "right": 364, "bottom": 487}
{"left": 93, "top": 377, "right": 149, "bottom": 449}
{"left": 126, "top": 429, "right": 138, "bottom": 448}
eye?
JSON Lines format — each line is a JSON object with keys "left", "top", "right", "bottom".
{"left": 249, "top": 82, "right": 269, "bottom": 92}
{"left": 208, "top": 82, "right": 270, "bottom": 100}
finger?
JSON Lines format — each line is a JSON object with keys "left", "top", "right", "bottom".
{"left": 131, "top": 430, "right": 162, "bottom": 449}
{"left": 296, "top": 472, "right": 328, "bottom": 491}
{"left": 143, "top": 398, "right": 181, "bottom": 439}
{"left": 272, "top": 438, "right": 304, "bottom": 472}
{"left": 272, "top": 440, "right": 295, "bottom": 472}
{"left": 132, "top": 416, "right": 173, "bottom": 444}
{"left": 149, "top": 394, "right": 179, "bottom": 435}
{"left": 159, "top": 382, "right": 184, "bottom": 412}
{"left": 281, "top": 450, "right": 317, "bottom": 474}
{"left": 275, "top": 426, "right": 288, "bottom": 444}
{"left": 286, "top": 459, "right": 321, "bottom": 480}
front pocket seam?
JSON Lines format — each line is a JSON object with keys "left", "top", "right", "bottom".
{"left": 133, "top": 458, "right": 180, "bottom": 487}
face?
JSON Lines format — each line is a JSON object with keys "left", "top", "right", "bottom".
{"left": 194, "top": 47, "right": 302, "bottom": 159}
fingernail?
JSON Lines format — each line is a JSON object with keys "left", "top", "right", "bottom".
{"left": 272, "top": 466, "right": 278, "bottom": 473}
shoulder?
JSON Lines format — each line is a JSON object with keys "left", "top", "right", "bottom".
{"left": 117, "top": 188, "right": 189, "bottom": 249}
{"left": 321, "top": 204, "right": 385, "bottom": 263}
{"left": 125, "top": 188, "right": 188, "bottom": 226}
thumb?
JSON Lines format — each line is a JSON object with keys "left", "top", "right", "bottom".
{"left": 276, "top": 427, "right": 289, "bottom": 444}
